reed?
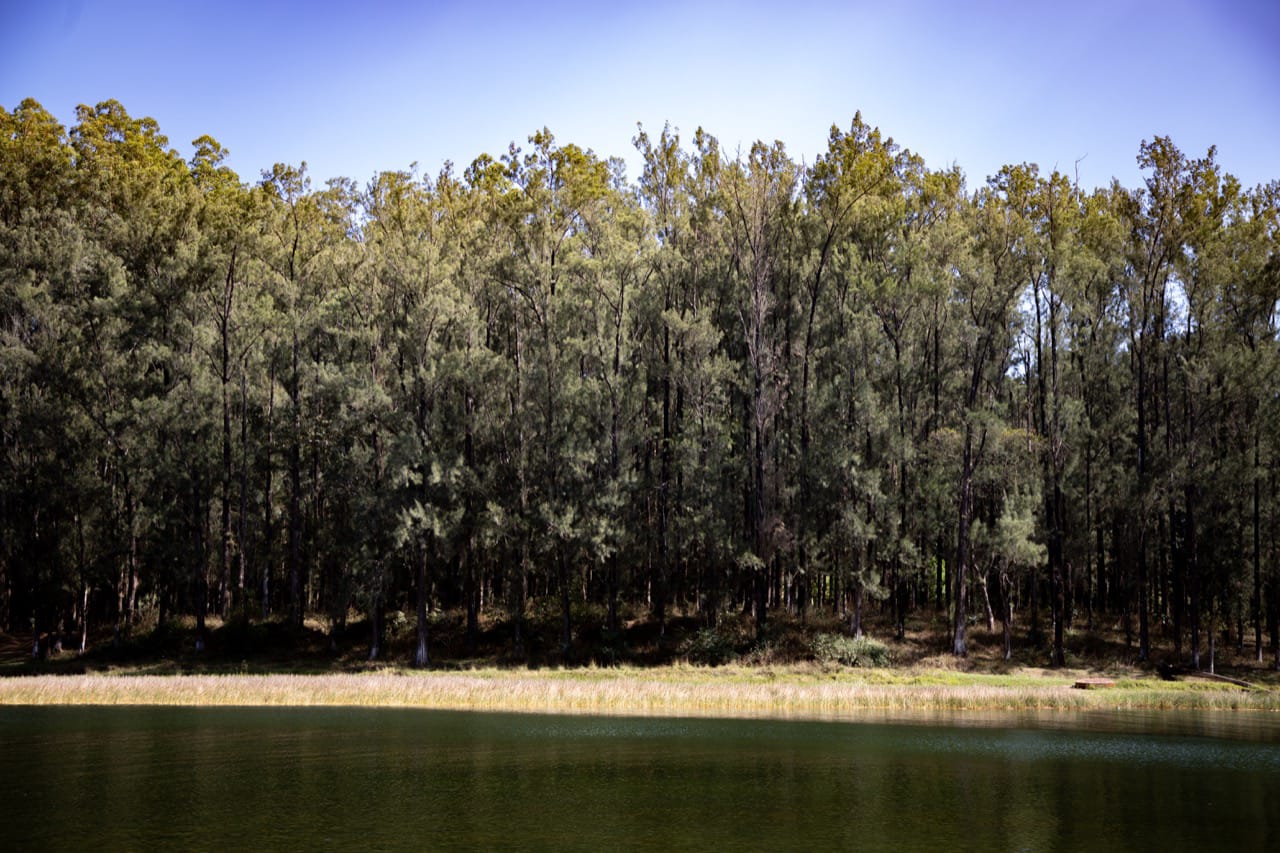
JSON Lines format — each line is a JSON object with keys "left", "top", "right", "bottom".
{"left": 2, "top": 666, "right": 1277, "bottom": 718}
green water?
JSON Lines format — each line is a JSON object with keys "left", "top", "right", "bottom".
{"left": 2, "top": 706, "right": 1277, "bottom": 851}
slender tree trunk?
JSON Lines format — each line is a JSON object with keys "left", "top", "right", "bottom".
{"left": 414, "top": 548, "right": 429, "bottom": 668}
{"left": 117, "top": 472, "right": 138, "bottom": 643}
{"left": 559, "top": 550, "right": 572, "bottom": 656}
{"left": 1001, "top": 574, "right": 1013, "bottom": 660}
{"left": 464, "top": 544, "right": 478, "bottom": 656}
{"left": 953, "top": 426, "right": 976, "bottom": 657}
{"left": 981, "top": 568, "right": 996, "bottom": 633}
{"left": 607, "top": 553, "right": 619, "bottom": 634}
{"left": 79, "top": 584, "right": 89, "bottom": 654}
{"left": 193, "top": 460, "right": 208, "bottom": 655}
{"left": 219, "top": 248, "right": 236, "bottom": 617}
{"left": 1188, "top": 484, "right": 1201, "bottom": 669}
{"left": 1084, "top": 438, "right": 1095, "bottom": 631}
{"left": 288, "top": 329, "right": 303, "bottom": 630}
{"left": 261, "top": 361, "right": 276, "bottom": 621}
{"left": 1272, "top": 468, "right": 1279, "bottom": 671}
{"left": 1135, "top": 338, "right": 1151, "bottom": 661}
{"left": 368, "top": 594, "right": 384, "bottom": 661}
{"left": 220, "top": 368, "right": 232, "bottom": 617}
{"left": 1255, "top": 433, "right": 1263, "bottom": 661}
{"left": 850, "top": 580, "right": 863, "bottom": 638}
{"left": 656, "top": 322, "right": 671, "bottom": 638}
{"left": 237, "top": 370, "right": 249, "bottom": 605}
{"left": 1172, "top": 506, "right": 1185, "bottom": 660}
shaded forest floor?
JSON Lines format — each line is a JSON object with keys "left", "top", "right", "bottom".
{"left": 4, "top": 605, "right": 1280, "bottom": 692}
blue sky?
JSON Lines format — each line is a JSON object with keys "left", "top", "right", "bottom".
{"left": 2, "top": 0, "right": 1277, "bottom": 191}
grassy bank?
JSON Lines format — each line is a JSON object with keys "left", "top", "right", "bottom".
{"left": 6, "top": 608, "right": 1280, "bottom": 721}
{"left": 3, "top": 665, "right": 1278, "bottom": 718}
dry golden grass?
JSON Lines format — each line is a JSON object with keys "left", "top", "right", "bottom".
{"left": 2, "top": 665, "right": 1277, "bottom": 719}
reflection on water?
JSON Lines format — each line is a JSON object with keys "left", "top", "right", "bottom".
{"left": 3, "top": 705, "right": 1278, "bottom": 851}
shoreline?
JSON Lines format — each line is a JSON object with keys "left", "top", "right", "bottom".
{"left": 3, "top": 667, "right": 1277, "bottom": 720}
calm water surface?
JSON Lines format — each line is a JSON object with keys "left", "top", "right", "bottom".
{"left": 2, "top": 706, "right": 1278, "bottom": 850}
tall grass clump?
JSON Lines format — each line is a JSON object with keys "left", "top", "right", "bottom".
{"left": 810, "top": 633, "right": 891, "bottom": 667}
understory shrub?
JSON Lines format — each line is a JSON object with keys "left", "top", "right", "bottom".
{"left": 680, "top": 627, "right": 739, "bottom": 665}
{"left": 810, "top": 632, "right": 891, "bottom": 667}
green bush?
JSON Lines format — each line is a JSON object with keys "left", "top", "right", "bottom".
{"left": 387, "top": 610, "right": 410, "bottom": 638}
{"left": 680, "top": 627, "right": 739, "bottom": 665}
{"left": 809, "top": 632, "right": 890, "bottom": 667}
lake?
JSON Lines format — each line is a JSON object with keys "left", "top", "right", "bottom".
{"left": 2, "top": 706, "right": 1278, "bottom": 850}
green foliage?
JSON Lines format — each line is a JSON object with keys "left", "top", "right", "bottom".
{"left": 1, "top": 95, "right": 1277, "bottom": 678}
{"left": 680, "top": 628, "right": 740, "bottom": 666}
{"left": 809, "top": 633, "right": 891, "bottom": 667}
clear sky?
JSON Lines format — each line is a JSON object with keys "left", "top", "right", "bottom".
{"left": 2, "top": 0, "right": 1277, "bottom": 191}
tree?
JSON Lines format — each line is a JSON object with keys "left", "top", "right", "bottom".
{"left": 722, "top": 140, "right": 799, "bottom": 641}
{"left": 950, "top": 176, "right": 1025, "bottom": 656}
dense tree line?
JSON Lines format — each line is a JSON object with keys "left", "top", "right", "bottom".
{"left": 3, "top": 98, "right": 1278, "bottom": 667}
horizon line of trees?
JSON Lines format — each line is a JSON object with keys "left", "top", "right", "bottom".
{"left": 3, "top": 98, "right": 1279, "bottom": 667}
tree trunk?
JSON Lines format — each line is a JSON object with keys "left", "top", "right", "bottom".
{"left": 464, "top": 544, "right": 478, "bottom": 656}
{"left": 237, "top": 369, "right": 249, "bottom": 608}
{"left": 261, "top": 360, "right": 276, "bottom": 621}
{"left": 1254, "top": 434, "right": 1263, "bottom": 662}
{"left": 981, "top": 568, "right": 996, "bottom": 633}
{"left": 219, "top": 248, "right": 236, "bottom": 617}
{"left": 414, "top": 550, "right": 430, "bottom": 668}
{"left": 288, "top": 329, "right": 303, "bottom": 631}
{"left": 368, "top": 597, "right": 384, "bottom": 662}
{"left": 1135, "top": 337, "right": 1151, "bottom": 661}
{"left": 559, "top": 551, "right": 572, "bottom": 657}
{"left": 953, "top": 426, "right": 975, "bottom": 657}
{"left": 1188, "top": 485, "right": 1201, "bottom": 670}
{"left": 1001, "top": 574, "right": 1013, "bottom": 661}
{"left": 193, "top": 461, "right": 208, "bottom": 655}
{"left": 850, "top": 581, "right": 863, "bottom": 638}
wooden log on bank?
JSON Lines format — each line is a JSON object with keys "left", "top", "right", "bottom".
{"left": 1073, "top": 678, "right": 1116, "bottom": 689}
{"left": 1185, "top": 671, "right": 1256, "bottom": 689}
{"left": 1158, "top": 662, "right": 1257, "bottom": 690}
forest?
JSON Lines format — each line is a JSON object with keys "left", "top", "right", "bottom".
{"left": 2, "top": 98, "right": 1278, "bottom": 670}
